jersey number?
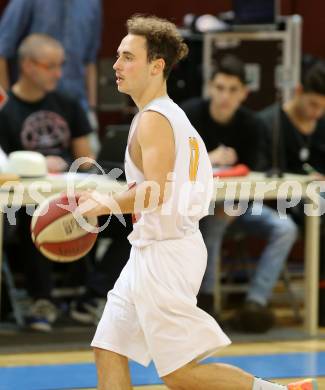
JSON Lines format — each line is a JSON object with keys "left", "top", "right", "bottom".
{"left": 189, "top": 137, "right": 199, "bottom": 182}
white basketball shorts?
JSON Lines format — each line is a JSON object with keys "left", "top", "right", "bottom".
{"left": 91, "top": 231, "right": 231, "bottom": 377}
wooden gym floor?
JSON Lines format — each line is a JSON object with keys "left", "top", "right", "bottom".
{"left": 1, "top": 337, "right": 325, "bottom": 389}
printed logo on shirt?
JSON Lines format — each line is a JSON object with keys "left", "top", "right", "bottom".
{"left": 21, "top": 111, "right": 70, "bottom": 154}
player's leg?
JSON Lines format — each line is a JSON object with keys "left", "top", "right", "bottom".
{"left": 162, "top": 360, "right": 253, "bottom": 390}
{"left": 162, "top": 361, "right": 317, "bottom": 390}
{"left": 91, "top": 254, "right": 151, "bottom": 390}
{"left": 94, "top": 348, "right": 132, "bottom": 390}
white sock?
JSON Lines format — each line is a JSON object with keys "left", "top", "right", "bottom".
{"left": 252, "top": 377, "right": 286, "bottom": 390}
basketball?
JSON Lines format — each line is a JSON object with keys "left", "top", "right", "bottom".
{"left": 31, "top": 193, "right": 98, "bottom": 262}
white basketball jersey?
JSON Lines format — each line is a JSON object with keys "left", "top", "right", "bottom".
{"left": 125, "top": 96, "right": 213, "bottom": 247}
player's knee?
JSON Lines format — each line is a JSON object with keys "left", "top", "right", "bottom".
{"left": 162, "top": 373, "right": 187, "bottom": 390}
{"left": 161, "top": 365, "right": 194, "bottom": 390}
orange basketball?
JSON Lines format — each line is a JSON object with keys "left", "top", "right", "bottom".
{"left": 31, "top": 193, "right": 98, "bottom": 262}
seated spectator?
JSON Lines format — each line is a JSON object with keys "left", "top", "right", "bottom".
{"left": 259, "top": 60, "right": 325, "bottom": 327}
{"left": 258, "top": 60, "right": 325, "bottom": 177}
{"left": 181, "top": 55, "right": 298, "bottom": 333}
{"left": 0, "top": 0, "right": 102, "bottom": 155}
{"left": 0, "top": 34, "right": 95, "bottom": 331}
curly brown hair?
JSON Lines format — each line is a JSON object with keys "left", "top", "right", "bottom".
{"left": 127, "top": 14, "right": 188, "bottom": 79}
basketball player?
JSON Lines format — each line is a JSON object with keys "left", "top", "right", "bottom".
{"left": 78, "top": 15, "right": 316, "bottom": 390}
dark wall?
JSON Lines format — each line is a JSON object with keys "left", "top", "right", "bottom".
{"left": 101, "top": 0, "right": 232, "bottom": 57}
{"left": 0, "top": 0, "right": 324, "bottom": 59}
{"left": 281, "top": 0, "right": 325, "bottom": 59}
{"left": 103, "top": 0, "right": 325, "bottom": 59}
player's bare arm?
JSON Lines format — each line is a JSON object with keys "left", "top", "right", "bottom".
{"left": 78, "top": 111, "right": 175, "bottom": 216}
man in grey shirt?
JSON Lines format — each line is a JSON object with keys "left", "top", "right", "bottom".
{"left": 0, "top": 0, "right": 102, "bottom": 113}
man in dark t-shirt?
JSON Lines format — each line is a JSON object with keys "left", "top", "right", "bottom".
{"left": 182, "top": 55, "right": 298, "bottom": 333}
{"left": 0, "top": 36, "right": 94, "bottom": 172}
{"left": 259, "top": 61, "right": 325, "bottom": 327}
{"left": 0, "top": 91, "right": 93, "bottom": 167}
{"left": 259, "top": 61, "right": 325, "bottom": 176}
{"left": 0, "top": 34, "right": 94, "bottom": 331}
{"left": 182, "top": 98, "right": 263, "bottom": 169}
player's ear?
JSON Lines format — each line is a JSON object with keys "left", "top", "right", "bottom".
{"left": 152, "top": 58, "right": 165, "bottom": 76}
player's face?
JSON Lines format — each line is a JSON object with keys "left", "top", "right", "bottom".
{"left": 298, "top": 92, "right": 325, "bottom": 121}
{"left": 113, "top": 34, "right": 152, "bottom": 96}
{"left": 209, "top": 73, "right": 247, "bottom": 118}
{"left": 24, "top": 46, "right": 64, "bottom": 92}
